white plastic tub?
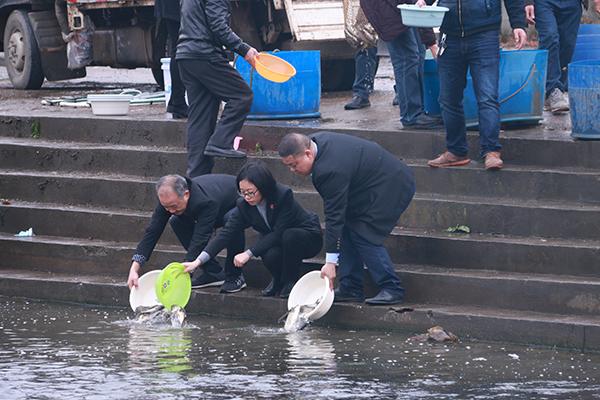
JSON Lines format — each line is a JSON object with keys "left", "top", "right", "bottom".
{"left": 129, "top": 270, "right": 162, "bottom": 311}
{"left": 87, "top": 94, "right": 133, "bottom": 116}
{"left": 397, "top": 5, "right": 449, "bottom": 28}
{"left": 287, "top": 271, "right": 334, "bottom": 321}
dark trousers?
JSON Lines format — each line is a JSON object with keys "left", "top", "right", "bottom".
{"left": 226, "top": 228, "right": 322, "bottom": 286}
{"left": 534, "top": 0, "right": 582, "bottom": 94}
{"left": 163, "top": 19, "right": 187, "bottom": 111}
{"left": 338, "top": 227, "right": 404, "bottom": 298}
{"left": 169, "top": 209, "right": 245, "bottom": 280}
{"left": 438, "top": 30, "right": 501, "bottom": 158}
{"left": 352, "top": 46, "right": 379, "bottom": 100}
{"left": 178, "top": 57, "right": 253, "bottom": 177}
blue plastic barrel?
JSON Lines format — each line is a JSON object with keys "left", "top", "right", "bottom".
{"left": 236, "top": 50, "right": 321, "bottom": 119}
{"left": 569, "top": 60, "right": 600, "bottom": 139}
{"left": 572, "top": 24, "right": 600, "bottom": 63}
{"left": 423, "top": 49, "right": 548, "bottom": 127}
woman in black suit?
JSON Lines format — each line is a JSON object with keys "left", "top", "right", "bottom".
{"left": 183, "top": 160, "right": 322, "bottom": 298}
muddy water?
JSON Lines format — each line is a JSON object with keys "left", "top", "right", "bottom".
{"left": 1, "top": 297, "right": 599, "bottom": 399}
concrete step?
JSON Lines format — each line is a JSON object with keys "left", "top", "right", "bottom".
{"left": 1, "top": 269, "right": 599, "bottom": 351}
{"left": 2, "top": 114, "right": 600, "bottom": 169}
{"left": 3, "top": 232, "right": 600, "bottom": 317}
{"left": 2, "top": 201, "right": 600, "bottom": 275}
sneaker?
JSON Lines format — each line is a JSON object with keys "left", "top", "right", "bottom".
{"left": 545, "top": 88, "right": 569, "bottom": 114}
{"left": 191, "top": 272, "right": 225, "bottom": 289}
{"left": 220, "top": 275, "right": 247, "bottom": 293}
{"left": 344, "top": 96, "right": 370, "bottom": 110}
{"left": 427, "top": 151, "right": 471, "bottom": 168}
{"left": 484, "top": 151, "right": 503, "bottom": 170}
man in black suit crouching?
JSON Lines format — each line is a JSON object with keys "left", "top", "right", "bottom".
{"left": 278, "top": 132, "right": 415, "bottom": 305}
{"left": 127, "top": 174, "right": 245, "bottom": 292}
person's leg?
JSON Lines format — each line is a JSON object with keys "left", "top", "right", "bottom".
{"left": 466, "top": 30, "right": 502, "bottom": 160}
{"left": 260, "top": 246, "right": 284, "bottom": 296}
{"left": 535, "top": 0, "right": 562, "bottom": 94}
{"left": 219, "top": 208, "right": 246, "bottom": 281}
{"left": 385, "top": 28, "right": 428, "bottom": 126}
{"left": 429, "top": 34, "right": 470, "bottom": 167}
{"left": 347, "top": 229, "right": 404, "bottom": 303}
{"left": 165, "top": 19, "right": 187, "bottom": 116}
{"left": 336, "top": 227, "right": 366, "bottom": 299}
{"left": 178, "top": 59, "right": 218, "bottom": 176}
{"left": 556, "top": 0, "right": 582, "bottom": 91}
{"left": 279, "top": 228, "right": 323, "bottom": 297}
{"left": 197, "top": 55, "right": 253, "bottom": 151}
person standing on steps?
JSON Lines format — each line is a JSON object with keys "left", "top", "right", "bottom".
{"left": 278, "top": 132, "right": 415, "bottom": 306}
{"left": 155, "top": 0, "right": 188, "bottom": 119}
{"left": 176, "top": 0, "right": 259, "bottom": 177}
{"left": 344, "top": 46, "right": 379, "bottom": 110}
{"left": 127, "top": 174, "right": 244, "bottom": 292}
{"left": 183, "top": 161, "right": 323, "bottom": 297}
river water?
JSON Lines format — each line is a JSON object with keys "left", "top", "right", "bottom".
{"left": 1, "top": 296, "right": 599, "bottom": 399}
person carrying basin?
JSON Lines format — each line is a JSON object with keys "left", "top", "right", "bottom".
{"left": 183, "top": 160, "right": 323, "bottom": 298}
{"left": 278, "top": 132, "right": 415, "bottom": 306}
{"left": 127, "top": 174, "right": 244, "bottom": 292}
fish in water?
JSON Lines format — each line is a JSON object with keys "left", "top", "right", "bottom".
{"left": 407, "top": 325, "right": 459, "bottom": 343}
{"left": 283, "top": 300, "right": 320, "bottom": 332}
{"left": 134, "top": 304, "right": 187, "bottom": 328}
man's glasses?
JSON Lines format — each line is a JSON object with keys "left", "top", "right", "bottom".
{"left": 239, "top": 189, "right": 258, "bottom": 199}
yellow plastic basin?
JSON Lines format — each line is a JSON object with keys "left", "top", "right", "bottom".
{"left": 254, "top": 53, "right": 296, "bottom": 83}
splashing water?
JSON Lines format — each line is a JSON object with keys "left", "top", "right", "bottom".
{"left": 134, "top": 305, "right": 187, "bottom": 328}
{"left": 283, "top": 300, "right": 320, "bottom": 332}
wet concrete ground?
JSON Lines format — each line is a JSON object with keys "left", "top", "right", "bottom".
{"left": 1, "top": 296, "right": 600, "bottom": 399}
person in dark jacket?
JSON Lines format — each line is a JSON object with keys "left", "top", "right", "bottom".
{"left": 176, "top": 0, "right": 259, "bottom": 177}
{"left": 524, "top": 0, "right": 583, "bottom": 114}
{"left": 183, "top": 161, "right": 323, "bottom": 297}
{"left": 126, "top": 174, "right": 244, "bottom": 291}
{"left": 155, "top": 0, "right": 188, "bottom": 119}
{"left": 278, "top": 132, "right": 416, "bottom": 306}
{"left": 427, "top": 0, "right": 527, "bottom": 171}
{"left": 360, "top": 0, "right": 441, "bottom": 129}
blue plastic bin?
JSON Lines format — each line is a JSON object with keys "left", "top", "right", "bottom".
{"left": 572, "top": 24, "right": 600, "bottom": 63}
{"left": 423, "top": 49, "right": 548, "bottom": 127}
{"left": 236, "top": 50, "right": 321, "bottom": 119}
{"left": 569, "top": 60, "right": 600, "bottom": 139}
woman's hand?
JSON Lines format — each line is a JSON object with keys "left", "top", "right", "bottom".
{"left": 234, "top": 252, "right": 250, "bottom": 268}
{"left": 182, "top": 259, "right": 201, "bottom": 274}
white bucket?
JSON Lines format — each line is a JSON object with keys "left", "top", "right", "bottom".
{"left": 87, "top": 94, "right": 133, "bottom": 116}
{"left": 129, "top": 270, "right": 162, "bottom": 311}
{"left": 287, "top": 271, "right": 335, "bottom": 321}
{"left": 161, "top": 57, "right": 172, "bottom": 112}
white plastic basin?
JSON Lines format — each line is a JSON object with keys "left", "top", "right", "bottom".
{"left": 398, "top": 5, "right": 449, "bottom": 28}
{"left": 287, "top": 271, "right": 334, "bottom": 321}
{"left": 87, "top": 94, "right": 133, "bottom": 116}
{"left": 129, "top": 270, "right": 161, "bottom": 311}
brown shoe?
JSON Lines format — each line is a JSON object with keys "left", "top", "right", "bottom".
{"left": 427, "top": 151, "right": 470, "bottom": 168}
{"left": 484, "top": 151, "right": 503, "bottom": 170}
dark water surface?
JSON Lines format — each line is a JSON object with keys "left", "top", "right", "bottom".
{"left": 1, "top": 296, "right": 599, "bottom": 399}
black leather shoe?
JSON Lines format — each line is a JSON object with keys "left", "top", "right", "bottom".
{"left": 279, "top": 282, "right": 295, "bottom": 299}
{"left": 344, "top": 96, "right": 370, "bottom": 110}
{"left": 365, "top": 289, "right": 403, "bottom": 305}
{"left": 204, "top": 144, "right": 247, "bottom": 158}
{"left": 402, "top": 115, "right": 444, "bottom": 130}
{"left": 333, "top": 288, "right": 364, "bottom": 303}
{"left": 261, "top": 279, "right": 281, "bottom": 297}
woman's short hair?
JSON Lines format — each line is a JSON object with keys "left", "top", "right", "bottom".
{"left": 236, "top": 160, "right": 277, "bottom": 201}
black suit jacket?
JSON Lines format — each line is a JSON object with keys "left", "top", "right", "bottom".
{"left": 310, "top": 131, "right": 415, "bottom": 253}
{"left": 204, "top": 183, "right": 321, "bottom": 258}
{"left": 134, "top": 174, "right": 238, "bottom": 263}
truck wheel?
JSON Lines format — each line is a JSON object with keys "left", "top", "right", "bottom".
{"left": 321, "top": 59, "right": 355, "bottom": 92}
{"left": 3, "top": 10, "right": 45, "bottom": 89}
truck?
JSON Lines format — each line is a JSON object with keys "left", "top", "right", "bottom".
{"left": 1, "top": 0, "right": 355, "bottom": 90}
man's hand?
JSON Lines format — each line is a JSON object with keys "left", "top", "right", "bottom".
{"left": 429, "top": 43, "right": 439, "bottom": 60}
{"left": 182, "top": 259, "right": 201, "bottom": 274}
{"left": 127, "top": 262, "right": 141, "bottom": 290}
{"left": 234, "top": 252, "right": 250, "bottom": 268}
{"left": 244, "top": 47, "right": 259, "bottom": 68}
{"left": 513, "top": 28, "right": 528, "bottom": 50}
{"left": 525, "top": 5, "right": 535, "bottom": 25}
{"left": 320, "top": 262, "right": 337, "bottom": 290}
{"left": 415, "top": 0, "right": 426, "bottom": 7}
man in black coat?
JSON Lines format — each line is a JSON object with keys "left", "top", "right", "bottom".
{"left": 278, "top": 132, "right": 416, "bottom": 305}
{"left": 176, "top": 0, "right": 259, "bottom": 177}
{"left": 126, "top": 174, "right": 244, "bottom": 290}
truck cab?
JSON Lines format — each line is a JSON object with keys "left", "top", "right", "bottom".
{"left": 1, "top": 0, "right": 355, "bottom": 90}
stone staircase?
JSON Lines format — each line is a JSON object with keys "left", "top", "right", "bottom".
{"left": 1, "top": 114, "right": 600, "bottom": 350}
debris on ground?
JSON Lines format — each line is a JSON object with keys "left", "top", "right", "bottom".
{"left": 407, "top": 325, "right": 459, "bottom": 343}
{"left": 1, "top": 199, "right": 11, "bottom": 205}
{"left": 14, "top": 228, "right": 35, "bottom": 237}
{"left": 41, "top": 89, "right": 166, "bottom": 108}
{"left": 446, "top": 225, "right": 471, "bottom": 234}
